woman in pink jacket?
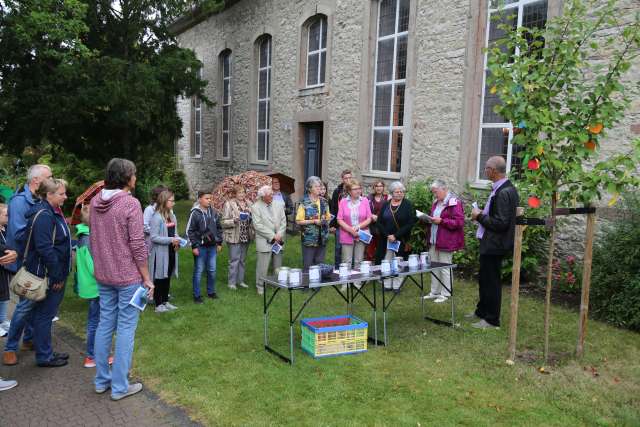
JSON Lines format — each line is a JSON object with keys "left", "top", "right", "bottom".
{"left": 337, "top": 179, "right": 373, "bottom": 270}
{"left": 422, "top": 179, "right": 465, "bottom": 303}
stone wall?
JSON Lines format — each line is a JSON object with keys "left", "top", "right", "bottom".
{"left": 174, "top": 0, "right": 640, "bottom": 206}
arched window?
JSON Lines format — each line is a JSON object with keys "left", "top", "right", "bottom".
{"left": 370, "top": 0, "right": 410, "bottom": 173}
{"left": 476, "top": 0, "right": 548, "bottom": 181}
{"left": 256, "top": 36, "right": 272, "bottom": 162}
{"left": 305, "top": 15, "right": 327, "bottom": 87}
{"left": 219, "top": 49, "right": 232, "bottom": 160}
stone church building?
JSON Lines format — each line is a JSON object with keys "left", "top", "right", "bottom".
{"left": 172, "top": 0, "right": 639, "bottom": 197}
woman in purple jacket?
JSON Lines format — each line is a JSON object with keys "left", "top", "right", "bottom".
{"left": 422, "top": 179, "right": 465, "bottom": 303}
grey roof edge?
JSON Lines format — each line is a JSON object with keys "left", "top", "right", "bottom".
{"left": 168, "top": 0, "right": 242, "bottom": 36}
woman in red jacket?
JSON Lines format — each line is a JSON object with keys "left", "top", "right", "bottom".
{"left": 422, "top": 179, "right": 465, "bottom": 303}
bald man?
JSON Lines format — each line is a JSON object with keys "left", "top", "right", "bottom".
{"left": 470, "top": 156, "right": 519, "bottom": 329}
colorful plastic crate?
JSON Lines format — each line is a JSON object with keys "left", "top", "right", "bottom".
{"left": 301, "top": 315, "right": 368, "bottom": 358}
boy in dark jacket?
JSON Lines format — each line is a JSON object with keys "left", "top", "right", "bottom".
{"left": 186, "top": 191, "right": 223, "bottom": 303}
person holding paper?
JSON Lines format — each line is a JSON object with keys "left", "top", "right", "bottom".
{"left": 222, "top": 185, "right": 254, "bottom": 290}
{"left": 421, "top": 179, "right": 465, "bottom": 303}
{"left": 90, "top": 158, "right": 154, "bottom": 400}
{"left": 470, "top": 156, "right": 519, "bottom": 329}
{"left": 366, "top": 181, "right": 389, "bottom": 261}
{"left": 375, "top": 182, "right": 417, "bottom": 288}
{"left": 251, "top": 185, "right": 287, "bottom": 295}
{"left": 296, "top": 176, "right": 331, "bottom": 272}
{"left": 337, "top": 178, "right": 372, "bottom": 271}
{"left": 148, "top": 190, "right": 181, "bottom": 312}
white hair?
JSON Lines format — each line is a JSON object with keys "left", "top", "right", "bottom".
{"left": 257, "top": 185, "right": 273, "bottom": 198}
{"left": 430, "top": 179, "right": 447, "bottom": 190}
{"left": 27, "top": 164, "right": 51, "bottom": 183}
{"left": 388, "top": 181, "right": 406, "bottom": 193}
{"left": 305, "top": 176, "right": 322, "bottom": 191}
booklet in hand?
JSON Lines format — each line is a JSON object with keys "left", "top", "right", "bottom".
{"left": 358, "top": 229, "right": 373, "bottom": 245}
{"left": 239, "top": 212, "right": 250, "bottom": 221}
{"left": 129, "top": 286, "right": 149, "bottom": 311}
{"left": 272, "top": 242, "right": 283, "bottom": 254}
{"left": 387, "top": 240, "right": 401, "bottom": 253}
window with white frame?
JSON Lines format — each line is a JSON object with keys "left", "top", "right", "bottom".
{"left": 476, "top": 0, "right": 548, "bottom": 181}
{"left": 220, "top": 50, "right": 232, "bottom": 160}
{"left": 370, "top": 0, "right": 410, "bottom": 173}
{"left": 257, "top": 36, "right": 272, "bottom": 162}
{"left": 191, "top": 68, "right": 203, "bottom": 158}
{"left": 306, "top": 16, "right": 327, "bottom": 87}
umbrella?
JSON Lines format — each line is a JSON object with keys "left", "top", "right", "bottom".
{"left": 70, "top": 180, "right": 104, "bottom": 225}
{"left": 210, "top": 171, "right": 271, "bottom": 211}
{"left": 265, "top": 171, "right": 295, "bottom": 195}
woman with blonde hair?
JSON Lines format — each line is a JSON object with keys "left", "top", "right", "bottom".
{"left": 148, "top": 189, "right": 181, "bottom": 313}
{"left": 222, "top": 185, "right": 254, "bottom": 289}
{"left": 25, "top": 178, "right": 72, "bottom": 367}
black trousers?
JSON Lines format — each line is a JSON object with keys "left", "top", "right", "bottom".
{"left": 475, "top": 254, "right": 504, "bottom": 326}
{"left": 154, "top": 278, "right": 171, "bottom": 306}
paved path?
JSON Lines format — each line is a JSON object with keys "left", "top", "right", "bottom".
{"left": 0, "top": 302, "right": 200, "bottom": 427}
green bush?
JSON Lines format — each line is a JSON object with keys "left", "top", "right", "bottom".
{"left": 406, "top": 181, "right": 548, "bottom": 281}
{"left": 591, "top": 192, "right": 640, "bottom": 331}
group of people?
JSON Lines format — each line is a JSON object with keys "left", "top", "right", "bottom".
{"left": 0, "top": 154, "right": 518, "bottom": 396}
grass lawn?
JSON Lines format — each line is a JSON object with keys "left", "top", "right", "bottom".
{"left": 59, "top": 201, "right": 640, "bottom": 426}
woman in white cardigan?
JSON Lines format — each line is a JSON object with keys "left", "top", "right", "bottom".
{"left": 222, "top": 185, "right": 254, "bottom": 290}
{"left": 148, "top": 190, "right": 181, "bottom": 313}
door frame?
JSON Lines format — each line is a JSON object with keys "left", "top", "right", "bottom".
{"left": 292, "top": 110, "right": 330, "bottom": 199}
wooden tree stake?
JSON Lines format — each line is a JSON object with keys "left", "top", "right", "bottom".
{"left": 507, "top": 207, "right": 525, "bottom": 363}
{"left": 543, "top": 194, "right": 558, "bottom": 364}
{"left": 576, "top": 212, "right": 596, "bottom": 357}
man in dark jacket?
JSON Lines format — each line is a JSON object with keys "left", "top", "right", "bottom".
{"left": 470, "top": 156, "right": 519, "bottom": 329}
{"left": 186, "top": 191, "right": 223, "bottom": 303}
{"left": 329, "top": 169, "right": 352, "bottom": 268}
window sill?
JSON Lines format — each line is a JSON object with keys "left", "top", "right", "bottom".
{"left": 190, "top": 156, "right": 203, "bottom": 162}
{"left": 216, "top": 157, "right": 231, "bottom": 162}
{"left": 361, "top": 171, "right": 403, "bottom": 181}
{"left": 249, "top": 162, "right": 270, "bottom": 170}
{"left": 298, "top": 85, "right": 329, "bottom": 97}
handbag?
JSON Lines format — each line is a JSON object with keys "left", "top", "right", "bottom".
{"left": 10, "top": 209, "right": 54, "bottom": 301}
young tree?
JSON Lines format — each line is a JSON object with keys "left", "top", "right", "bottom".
{"left": 486, "top": 0, "right": 640, "bottom": 362}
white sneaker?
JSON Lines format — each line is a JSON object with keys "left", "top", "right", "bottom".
{"left": 471, "top": 319, "right": 499, "bottom": 329}
{"left": 165, "top": 302, "right": 178, "bottom": 310}
{"left": 423, "top": 293, "right": 440, "bottom": 300}
{"left": 228, "top": 284, "right": 237, "bottom": 290}
{"left": 434, "top": 296, "right": 449, "bottom": 304}
{"left": 52, "top": 316, "right": 59, "bottom": 322}
{"left": 0, "top": 377, "right": 18, "bottom": 392}
{"left": 111, "top": 382, "right": 143, "bottom": 401}
{"left": 238, "top": 282, "right": 249, "bottom": 289}
{"left": 0, "top": 326, "right": 7, "bottom": 338}
{"left": 155, "top": 304, "right": 169, "bottom": 313}
{"left": 0, "top": 320, "right": 9, "bottom": 330}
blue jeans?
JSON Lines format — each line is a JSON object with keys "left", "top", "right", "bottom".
{"left": 4, "top": 297, "right": 35, "bottom": 352}
{"left": 32, "top": 286, "right": 66, "bottom": 363}
{"left": 94, "top": 283, "right": 141, "bottom": 397}
{"left": 192, "top": 246, "right": 217, "bottom": 298}
{"left": 0, "top": 300, "right": 8, "bottom": 324}
{"left": 86, "top": 298, "right": 100, "bottom": 358}
{"left": 334, "top": 229, "right": 343, "bottom": 268}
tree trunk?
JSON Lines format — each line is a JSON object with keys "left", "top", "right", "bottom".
{"left": 543, "top": 192, "right": 557, "bottom": 364}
